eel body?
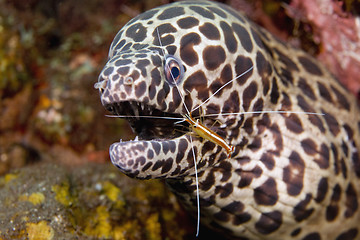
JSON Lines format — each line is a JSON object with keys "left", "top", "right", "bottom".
{"left": 95, "top": 1, "right": 360, "bottom": 239}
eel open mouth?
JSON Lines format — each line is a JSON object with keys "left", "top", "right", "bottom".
{"left": 105, "top": 101, "right": 189, "bottom": 140}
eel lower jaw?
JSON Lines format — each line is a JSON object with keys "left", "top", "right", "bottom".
{"left": 109, "top": 134, "right": 192, "bottom": 179}
{"left": 106, "top": 101, "right": 196, "bottom": 179}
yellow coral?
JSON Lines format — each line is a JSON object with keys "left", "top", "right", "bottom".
{"left": 84, "top": 205, "right": 112, "bottom": 239}
{"left": 145, "top": 213, "right": 161, "bottom": 240}
{"left": 102, "top": 181, "right": 121, "bottom": 202}
{"left": 113, "top": 221, "right": 138, "bottom": 240}
{"left": 102, "top": 181, "right": 125, "bottom": 209}
{"left": 38, "top": 94, "right": 52, "bottom": 109}
{"left": 132, "top": 180, "right": 165, "bottom": 201}
{"left": 26, "top": 221, "right": 54, "bottom": 240}
{"left": 51, "top": 182, "right": 74, "bottom": 207}
{"left": 20, "top": 192, "right": 45, "bottom": 205}
{"left": 113, "top": 226, "right": 126, "bottom": 240}
{"left": 4, "top": 173, "right": 17, "bottom": 183}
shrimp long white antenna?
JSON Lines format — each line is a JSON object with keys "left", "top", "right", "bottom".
{"left": 203, "top": 110, "right": 325, "bottom": 118}
{"left": 156, "top": 27, "right": 191, "bottom": 115}
{"left": 105, "top": 115, "right": 184, "bottom": 120}
{"left": 192, "top": 65, "right": 254, "bottom": 113}
{"left": 157, "top": 27, "right": 200, "bottom": 236}
{"left": 156, "top": 27, "right": 167, "bottom": 57}
{"left": 105, "top": 110, "right": 325, "bottom": 121}
{"left": 189, "top": 135, "right": 200, "bottom": 237}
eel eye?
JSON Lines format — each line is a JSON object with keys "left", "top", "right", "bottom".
{"left": 164, "top": 55, "right": 184, "bottom": 85}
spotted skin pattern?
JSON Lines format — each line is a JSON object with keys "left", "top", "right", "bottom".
{"left": 95, "top": 1, "right": 360, "bottom": 239}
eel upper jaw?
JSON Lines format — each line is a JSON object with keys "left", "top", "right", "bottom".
{"left": 105, "top": 101, "right": 189, "bottom": 141}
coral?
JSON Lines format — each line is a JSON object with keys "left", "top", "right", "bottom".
{"left": 3, "top": 173, "right": 18, "bottom": 183}
{"left": 83, "top": 205, "right": 113, "bottom": 238}
{"left": 51, "top": 183, "right": 74, "bottom": 207}
{"left": 26, "top": 221, "right": 54, "bottom": 240}
{"left": 288, "top": 0, "right": 360, "bottom": 96}
{"left": 145, "top": 213, "right": 161, "bottom": 240}
{"left": 19, "top": 192, "right": 45, "bottom": 205}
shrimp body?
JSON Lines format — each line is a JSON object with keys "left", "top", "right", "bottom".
{"left": 184, "top": 114, "right": 235, "bottom": 158}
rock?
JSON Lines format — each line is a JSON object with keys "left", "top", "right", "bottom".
{"left": 0, "top": 162, "right": 198, "bottom": 240}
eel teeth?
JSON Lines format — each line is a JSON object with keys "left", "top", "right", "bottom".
{"left": 131, "top": 102, "right": 140, "bottom": 119}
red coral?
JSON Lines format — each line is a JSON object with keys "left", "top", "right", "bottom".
{"left": 289, "top": 0, "right": 360, "bottom": 97}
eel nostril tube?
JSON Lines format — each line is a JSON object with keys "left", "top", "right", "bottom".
{"left": 94, "top": 79, "right": 108, "bottom": 92}
{"left": 124, "top": 76, "right": 134, "bottom": 86}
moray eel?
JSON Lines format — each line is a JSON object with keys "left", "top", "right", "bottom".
{"left": 95, "top": 1, "right": 360, "bottom": 239}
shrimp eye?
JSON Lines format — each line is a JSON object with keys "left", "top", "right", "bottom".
{"left": 164, "top": 55, "right": 184, "bottom": 85}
